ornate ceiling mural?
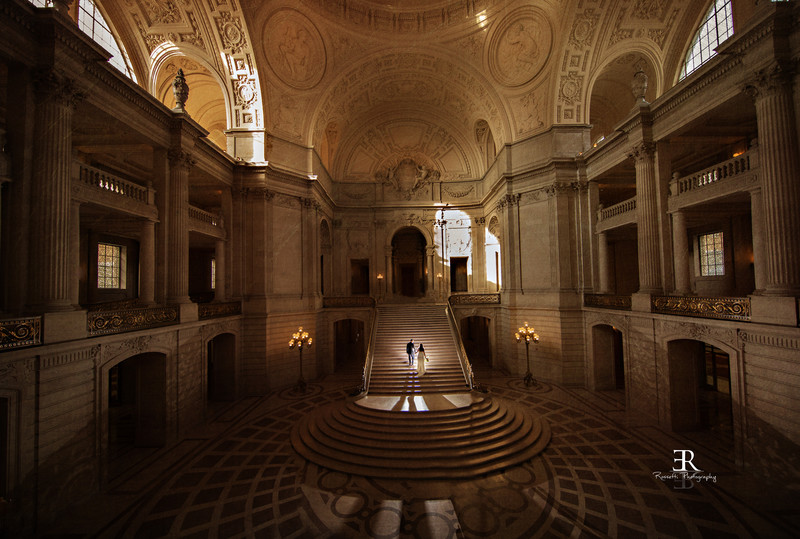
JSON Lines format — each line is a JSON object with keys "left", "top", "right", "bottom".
{"left": 97, "top": 0, "right": 712, "bottom": 176}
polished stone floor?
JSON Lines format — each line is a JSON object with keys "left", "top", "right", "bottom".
{"left": 45, "top": 368, "right": 800, "bottom": 538}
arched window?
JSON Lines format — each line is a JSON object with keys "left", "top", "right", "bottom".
{"left": 28, "top": 0, "right": 137, "bottom": 82}
{"left": 679, "top": 0, "right": 733, "bottom": 81}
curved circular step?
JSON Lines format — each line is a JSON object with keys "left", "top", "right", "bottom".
{"left": 291, "top": 392, "right": 550, "bottom": 479}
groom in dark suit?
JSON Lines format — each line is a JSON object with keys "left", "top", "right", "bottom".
{"left": 406, "top": 339, "right": 415, "bottom": 366}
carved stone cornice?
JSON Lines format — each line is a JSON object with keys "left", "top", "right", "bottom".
{"left": 168, "top": 149, "right": 196, "bottom": 171}
{"left": 32, "top": 68, "right": 86, "bottom": 108}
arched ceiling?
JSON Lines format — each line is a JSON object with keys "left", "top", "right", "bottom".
{"left": 100, "top": 0, "right": 718, "bottom": 179}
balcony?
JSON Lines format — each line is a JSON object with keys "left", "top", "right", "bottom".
{"left": 88, "top": 305, "right": 179, "bottom": 336}
{"left": 449, "top": 293, "right": 501, "bottom": 305}
{"left": 652, "top": 295, "right": 750, "bottom": 322}
{"left": 198, "top": 301, "right": 242, "bottom": 320}
{"left": 669, "top": 149, "right": 759, "bottom": 211}
{"left": 188, "top": 205, "right": 225, "bottom": 239}
{"left": 73, "top": 162, "right": 157, "bottom": 219}
{"left": 597, "top": 197, "right": 636, "bottom": 232}
{"left": 583, "top": 294, "right": 632, "bottom": 310}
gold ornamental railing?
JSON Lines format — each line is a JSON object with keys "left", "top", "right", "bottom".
{"left": 323, "top": 296, "right": 376, "bottom": 308}
{"left": 198, "top": 301, "right": 242, "bottom": 320}
{"left": 584, "top": 294, "right": 632, "bottom": 310}
{"left": 651, "top": 295, "right": 750, "bottom": 321}
{"left": 0, "top": 316, "right": 41, "bottom": 350}
{"left": 449, "top": 293, "right": 501, "bottom": 305}
{"left": 88, "top": 305, "right": 179, "bottom": 336}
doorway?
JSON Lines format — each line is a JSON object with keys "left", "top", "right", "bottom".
{"left": 391, "top": 227, "right": 426, "bottom": 297}
{"left": 350, "top": 259, "right": 370, "bottom": 295}
{"left": 450, "top": 257, "right": 468, "bottom": 292}
{"left": 334, "top": 319, "right": 365, "bottom": 373}
{"left": 208, "top": 333, "right": 236, "bottom": 402}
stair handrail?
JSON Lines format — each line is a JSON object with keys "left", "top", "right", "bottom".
{"left": 359, "top": 306, "right": 379, "bottom": 395}
{"left": 445, "top": 298, "right": 475, "bottom": 390}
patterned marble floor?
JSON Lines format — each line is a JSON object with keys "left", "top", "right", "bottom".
{"left": 46, "top": 370, "right": 800, "bottom": 538}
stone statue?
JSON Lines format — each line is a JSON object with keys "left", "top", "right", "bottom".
{"left": 632, "top": 70, "right": 648, "bottom": 104}
{"left": 172, "top": 68, "right": 189, "bottom": 112}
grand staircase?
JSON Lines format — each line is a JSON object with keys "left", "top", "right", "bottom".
{"left": 368, "top": 304, "right": 469, "bottom": 394}
{"left": 291, "top": 303, "right": 551, "bottom": 479}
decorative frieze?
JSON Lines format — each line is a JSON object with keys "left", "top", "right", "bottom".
{"left": 651, "top": 295, "right": 751, "bottom": 322}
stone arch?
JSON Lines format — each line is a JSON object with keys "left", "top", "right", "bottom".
{"left": 100, "top": 349, "right": 169, "bottom": 484}
{"left": 390, "top": 226, "right": 429, "bottom": 298}
{"left": 589, "top": 323, "right": 626, "bottom": 393}
{"left": 150, "top": 46, "right": 233, "bottom": 150}
{"left": 665, "top": 336, "right": 741, "bottom": 454}
{"left": 459, "top": 314, "right": 494, "bottom": 368}
{"left": 206, "top": 332, "right": 237, "bottom": 402}
{"left": 586, "top": 47, "right": 661, "bottom": 144}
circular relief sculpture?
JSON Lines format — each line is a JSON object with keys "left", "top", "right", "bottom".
{"left": 263, "top": 9, "right": 326, "bottom": 90}
{"left": 488, "top": 8, "right": 552, "bottom": 87}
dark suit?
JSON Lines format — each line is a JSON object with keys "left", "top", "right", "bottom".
{"left": 406, "top": 341, "right": 414, "bottom": 365}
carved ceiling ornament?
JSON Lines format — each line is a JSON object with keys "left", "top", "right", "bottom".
{"left": 262, "top": 9, "right": 326, "bottom": 90}
{"left": 376, "top": 157, "right": 440, "bottom": 200}
{"left": 488, "top": 7, "right": 553, "bottom": 87}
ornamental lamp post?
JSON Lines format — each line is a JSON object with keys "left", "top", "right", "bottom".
{"left": 289, "top": 326, "right": 312, "bottom": 392}
{"left": 515, "top": 322, "right": 539, "bottom": 387}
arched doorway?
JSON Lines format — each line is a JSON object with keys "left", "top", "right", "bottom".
{"left": 208, "top": 333, "right": 236, "bottom": 402}
{"left": 667, "top": 340, "right": 733, "bottom": 439}
{"left": 461, "top": 316, "right": 492, "bottom": 368}
{"left": 334, "top": 319, "right": 365, "bottom": 373}
{"left": 392, "top": 227, "right": 427, "bottom": 297}
{"left": 107, "top": 352, "right": 167, "bottom": 478}
{"left": 592, "top": 324, "right": 625, "bottom": 391}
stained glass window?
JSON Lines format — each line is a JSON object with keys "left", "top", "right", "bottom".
{"left": 98, "top": 243, "right": 126, "bottom": 289}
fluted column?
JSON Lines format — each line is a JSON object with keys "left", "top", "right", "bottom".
{"left": 747, "top": 68, "right": 800, "bottom": 294}
{"left": 29, "top": 70, "right": 84, "bottom": 311}
{"left": 629, "top": 143, "right": 662, "bottom": 293}
{"left": 69, "top": 200, "right": 81, "bottom": 307}
{"left": 750, "top": 188, "right": 767, "bottom": 293}
{"left": 671, "top": 210, "right": 691, "bottom": 294}
{"left": 167, "top": 149, "right": 194, "bottom": 304}
{"left": 597, "top": 231, "right": 611, "bottom": 294}
{"left": 139, "top": 219, "right": 156, "bottom": 305}
{"left": 214, "top": 238, "right": 227, "bottom": 302}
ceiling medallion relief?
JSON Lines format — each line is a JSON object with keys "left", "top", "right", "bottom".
{"left": 375, "top": 157, "right": 441, "bottom": 200}
{"left": 262, "top": 9, "right": 326, "bottom": 90}
{"left": 488, "top": 7, "right": 553, "bottom": 88}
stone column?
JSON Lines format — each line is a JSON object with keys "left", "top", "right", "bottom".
{"left": 214, "top": 238, "right": 226, "bottom": 302}
{"left": 671, "top": 210, "right": 691, "bottom": 295}
{"left": 597, "top": 231, "right": 611, "bottom": 294}
{"left": 472, "top": 217, "right": 487, "bottom": 293}
{"left": 426, "top": 246, "right": 436, "bottom": 297}
{"left": 629, "top": 143, "right": 662, "bottom": 294}
{"left": 69, "top": 200, "right": 81, "bottom": 307}
{"left": 139, "top": 219, "right": 156, "bottom": 305}
{"left": 29, "top": 70, "right": 84, "bottom": 311}
{"left": 750, "top": 188, "right": 767, "bottom": 293}
{"left": 166, "top": 149, "right": 194, "bottom": 304}
{"left": 747, "top": 68, "right": 800, "bottom": 294}
{"left": 385, "top": 246, "right": 394, "bottom": 297}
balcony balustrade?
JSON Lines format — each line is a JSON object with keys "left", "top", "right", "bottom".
{"left": 449, "top": 293, "right": 501, "bottom": 305}
{"left": 322, "top": 296, "right": 376, "bottom": 308}
{"left": 88, "top": 305, "right": 179, "bottom": 336}
{"left": 651, "top": 295, "right": 750, "bottom": 321}
{"left": 198, "top": 301, "right": 242, "bottom": 320}
{"left": 670, "top": 149, "right": 758, "bottom": 197}
{"left": 76, "top": 162, "right": 154, "bottom": 204}
{"left": 583, "top": 294, "right": 632, "bottom": 310}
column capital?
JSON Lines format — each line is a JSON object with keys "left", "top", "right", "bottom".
{"left": 744, "top": 63, "right": 794, "bottom": 101}
{"left": 473, "top": 217, "right": 486, "bottom": 226}
{"left": 496, "top": 193, "right": 520, "bottom": 212}
{"left": 32, "top": 68, "right": 86, "bottom": 108}
{"left": 168, "top": 149, "right": 196, "bottom": 171}
{"left": 627, "top": 142, "right": 656, "bottom": 163}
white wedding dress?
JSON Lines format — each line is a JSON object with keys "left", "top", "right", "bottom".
{"left": 417, "top": 349, "right": 427, "bottom": 375}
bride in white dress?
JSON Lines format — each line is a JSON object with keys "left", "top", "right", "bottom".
{"left": 417, "top": 344, "right": 427, "bottom": 375}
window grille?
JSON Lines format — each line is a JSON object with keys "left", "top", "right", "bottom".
{"left": 679, "top": 0, "right": 733, "bottom": 80}
{"left": 98, "top": 243, "right": 126, "bottom": 289}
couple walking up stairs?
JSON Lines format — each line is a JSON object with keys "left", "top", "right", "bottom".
{"left": 368, "top": 304, "right": 469, "bottom": 394}
{"left": 291, "top": 303, "right": 550, "bottom": 479}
